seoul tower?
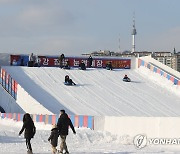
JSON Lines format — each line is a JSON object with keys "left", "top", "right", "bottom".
{"left": 131, "top": 14, "right": 137, "bottom": 53}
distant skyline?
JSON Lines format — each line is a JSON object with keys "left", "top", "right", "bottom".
{"left": 0, "top": 0, "right": 180, "bottom": 56}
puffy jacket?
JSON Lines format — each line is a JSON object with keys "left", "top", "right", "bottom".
{"left": 48, "top": 128, "right": 59, "bottom": 147}
{"left": 57, "top": 113, "right": 76, "bottom": 135}
{"left": 19, "top": 121, "right": 36, "bottom": 139}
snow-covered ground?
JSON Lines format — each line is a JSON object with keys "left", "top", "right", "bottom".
{"left": 1, "top": 118, "right": 180, "bottom": 154}
{"left": 2, "top": 66, "right": 180, "bottom": 116}
{"left": 1, "top": 66, "right": 180, "bottom": 153}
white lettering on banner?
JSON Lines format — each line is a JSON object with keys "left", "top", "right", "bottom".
{"left": 91, "top": 60, "right": 96, "bottom": 67}
{"left": 37, "top": 58, "right": 41, "bottom": 64}
{"left": 62, "top": 60, "right": 66, "bottom": 66}
{"left": 73, "top": 59, "right": 80, "bottom": 67}
{"left": 82, "top": 60, "right": 88, "bottom": 66}
{"left": 96, "top": 60, "right": 103, "bottom": 67}
{"left": 43, "top": 58, "right": 49, "bottom": 65}
{"left": 54, "top": 59, "right": 59, "bottom": 66}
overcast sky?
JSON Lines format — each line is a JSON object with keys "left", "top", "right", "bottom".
{"left": 0, "top": 0, "right": 180, "bottom": 56}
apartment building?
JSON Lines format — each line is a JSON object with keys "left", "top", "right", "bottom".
{"left": 174, "top": 52, "right": 180, "bottom": 72}
{"left": 152, "top": 52, "right": 174, "bottom": 68}
{"left": 86, "top": 50, "right": 180, "bottom": 72}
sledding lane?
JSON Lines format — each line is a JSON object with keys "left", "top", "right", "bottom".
{"left": 99, "top": 69, "right": 179, "bottom": 116}
{"left": 3, "top": 66, "right": 180, "bottom": 116}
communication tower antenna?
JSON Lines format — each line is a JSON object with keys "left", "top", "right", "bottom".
{"left": 118, "top": 34, "right": 121, "bottom": 52}
{"left": 131, "top": 12, "right": 137, "bottom": 53}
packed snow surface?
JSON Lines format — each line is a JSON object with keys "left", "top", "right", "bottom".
{"left": 3, "top": 66, "right": 180, "bottom": 116}
{"left": 1, "top": 118, "right": 180, "bottom": 154}
{"left": 1, "top": 66, "right": 180, "bottom": 153}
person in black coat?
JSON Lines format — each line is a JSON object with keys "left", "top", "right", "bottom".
{"left": 68, "top": 79, "right": 76, "bottom": 85}
{"left": 106, "top": 61, "right": 113, "bottom": 70}
{"left": 65, "top": 75, "right": 70, "bottom": 83}
{"left": 48, "top": 124, "right": 59, "bottom": 154}
{"left": 64, "top": 75, "right": 76, "bottom": 86}
{"left": 123, "top": 74, "right": 128, "bottom": 80}
{"left": 19, "top": 113, "right": 36, "bottom": 153}
{"left": 88, "top": 55, "right": 93, "bottom": 68}
{"left": 59, "top": 54, "right": 65, "bottom": 68}
{"left": 123, "top": 74, "right": 131, "bottom": 82}
{"left": 79, "top": 61, "right": 86, "bottom": 70}
{"left": 57, "top": 109, "right": 76, "bottom": 154}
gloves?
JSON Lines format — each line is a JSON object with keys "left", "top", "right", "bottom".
{"left": 19, "top": 132, "right": 21, "bottom": 136}
{"left": 73, "top": 131, "right": 76, "bottom": 135}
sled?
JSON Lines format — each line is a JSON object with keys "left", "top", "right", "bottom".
{"left": 64, "top": 82, "right": 76, "bottom": 86}
{"left": 123, "top": 78, "right": 131, "bottom": 82}
{"left": 64, "top": 82, "right": 73, "bottom": 86}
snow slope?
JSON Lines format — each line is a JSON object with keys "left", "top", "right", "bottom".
{"left": 1, "top": 66, "right": 180, "bottom": 153}
{"left": 2, "top": 66, "right": 180, "bottom": 116}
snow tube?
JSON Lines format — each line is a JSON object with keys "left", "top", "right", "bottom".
{"left": 64, "top": 82, "right": 73, "bottom": 86}
{"left": 123, "top": 78, "right": 131, "bottom": 82}
{"left": 106, "top": 67, "right": 112, "bottom": 70}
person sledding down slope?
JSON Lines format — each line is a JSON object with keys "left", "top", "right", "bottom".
{"left": 64, "top": 75, "right": 76, "bottom": 85}
{"left": 123, "top": 74, "right": 131, "bottom": 82}
{"left": 106, "top": 61, "right": 113, "bottom": 70}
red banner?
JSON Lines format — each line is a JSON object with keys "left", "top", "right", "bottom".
{"left": 10, "top": 55, "right": 131, "bottom": 69}
{"left": 38, "top": 56, "right": 131, "bottom": 69}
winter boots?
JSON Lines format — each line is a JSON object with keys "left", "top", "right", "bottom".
{"left": 58, "top": 150, "right": 69, "bottom": 154}
{"left": 27, "top": 150, "right": 33, "bottom": 154}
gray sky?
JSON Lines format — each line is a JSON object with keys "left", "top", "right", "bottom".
{"left": 0, "top": 0, "right": 180, "bottom": 55}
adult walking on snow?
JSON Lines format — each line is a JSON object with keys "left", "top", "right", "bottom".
{"left": 19, "top": 113, "right": 36, "bottom": 154}
{"left": 57, "top": 109, "right": 76, "bottom": 154}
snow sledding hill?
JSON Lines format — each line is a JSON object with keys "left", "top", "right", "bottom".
{"left": 3, "top": 66, "right": 180, "bottom": 116}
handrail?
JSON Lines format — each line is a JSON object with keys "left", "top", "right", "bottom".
{"left": 0, "top": 67, "right": 17, "bottom": 100}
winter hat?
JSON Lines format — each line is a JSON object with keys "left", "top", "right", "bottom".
{"left": 52, "top": 124, "right": 57, "bottom": 129}
{"left": 60, "top": 109, "right": 65, "bottom": 114}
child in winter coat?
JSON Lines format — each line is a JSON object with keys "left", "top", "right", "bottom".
{"left": 48, "top": 124, "right": 59, "bottom": 154}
